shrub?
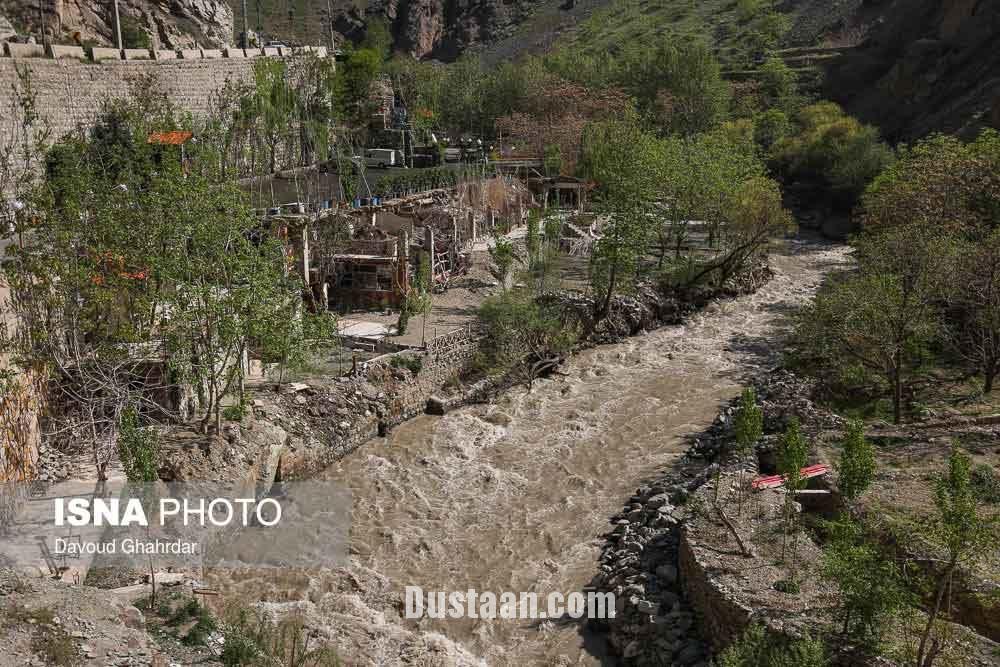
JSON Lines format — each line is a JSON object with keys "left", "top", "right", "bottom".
{"left": 120, "top": 18, "right": 151, "bottom": 50}
{"left": 773, "top": 578, "right": 801, "bottom": 594}
{"left": 718, "top": 623, "right": 828, "bottom": 667}
{"left": 222, "top": 403, "right": 247, "bottom": 422}
{"left": 389, "top": 354, "right": 422, "bottom": 375}
{"left": 837, "top": 419, "right": 876, "bottom": 503}
{"left": 971, "top": 463, "right": 1000, "bottom": 504}
{"left": 772, "top": 102, "right": 894, "bottom": 209}
{"left": 221, "top": 606, "right": 340, "bottom": 667}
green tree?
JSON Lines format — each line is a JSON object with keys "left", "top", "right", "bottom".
{"left": 360, "top": 18, "right": 394, "bottom": 59}
{"left": 794, "top": 224, "right": 956, "bottom": 424}
{"left": 822, "top": 515, "right": 909, "bottom": 653}
{"left": 335, "top": 48, "right": 382, "bottom": 123}
{"left": 478, "top": 292, "right": 579, "bottom": 391}
{"left": 117, "top": 406, "right": 159, "bottom": 483}
{"left": 953, "top": 231, "right": 1000, "bottom": 393}
{"left": 642, "top": 41, "right": 731, "bottom": 136}
{"left": 916, "top": 446, "right": 999, "bottom": 667}
{"left": 488, "top": 236, "right": 519, "bottom": 291}
{"left": 837, "top": 419, "right": 876, "bottom": 504}
{"left": 754, "top": 109, "right": 790, "bottom": 151}
{"left": 734, "top": 387, "right": 763, "bottom": 513}
{"left": 860, "top": 130, "right": 1000, "bottom": 237}
{"left": 778, "top": 418, "right": 809, "bottom": 563}
{"left": 773, "top": 102, "right": 894, "bottom": 209}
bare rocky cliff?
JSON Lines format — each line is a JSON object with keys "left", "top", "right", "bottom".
{"left": 825, "top": 0, "right": 1000, "bottom": 140}
{"left": 335, "top": 0, "right": 543, "bottom": 60}
{"left": 0, "top": 0, "right": 233, "bottom": 49}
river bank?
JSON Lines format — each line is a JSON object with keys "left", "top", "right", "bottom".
{"left": 219, "top": 234, "right": 853, "bottom": 665}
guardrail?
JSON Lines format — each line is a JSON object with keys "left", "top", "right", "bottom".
{"left": 0, "top": 43, "right": 329, "bottom": 62}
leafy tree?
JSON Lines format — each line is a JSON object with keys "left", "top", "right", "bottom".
{"left": 4, "top": 87, "right": 302, "bottom": 438}
{"left": 488, "top": 236, "right": 519, "bottom": 290}
{"left": 778, "top": 418, "right": 809, "bottom": 563}
{"left": 117, "top": 404, "right": 160, "bottom": 604}
{"left": 794, "top": 224, "right": 956, "bottom": 423}
{"left": 734, "top": 387, "right": 763, "bottom": 513}
{"left": 335, "top": 48, "right": 382, "bottom": 123}
{"left": 478, "top": 292, "right": 579, "bottom": 391}
{"left": 754, "top": 109, "right": 790, "bottom": 151}
{"left": 822, "top": 515, "right": 909, "bottom": 653}
{"left": 589, "top": 200, "right": 650, "bottom": 321}
{"left": 952, "top": 230, "right": 1000, "bottom": 392}
{"left": 641, "top": 41, "right": 731, "bottom": 136}
{"left": 916, "top": 445, "right": 998, "bottom": 667}
{"left": 756, "top": 58, "right": 796, "bottom": 113}
{"left": 117, "top": 406, "right": 159, "bottom": 483}
{"left": 837, "top": 419, "right": 876, "bottom": 504}
{"left": 360, "top": 18, "right": 394, "bottom": 59}
{"left": 861, "top": 130, "right": 1000, "bottom": 237}
{"left": 773, "top": 102, "right": 894, "bottom": 209}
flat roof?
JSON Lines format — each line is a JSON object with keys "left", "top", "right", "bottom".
{"left": 332, "top": 254, "right": 396, "bottom": 261}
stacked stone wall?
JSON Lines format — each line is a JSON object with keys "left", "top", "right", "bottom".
{"left": 0, "top": 47, "right": 328, "bottom": 151}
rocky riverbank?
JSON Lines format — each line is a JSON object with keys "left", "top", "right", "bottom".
{"left": 154, "top": 260, "right": 774, "bottom": 486}
{"left": 591, "top": 369, "right": 846, "bottom": 665}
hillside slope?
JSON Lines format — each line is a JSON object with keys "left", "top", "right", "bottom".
{"left": 824, "top": 0, "right": 1000, "bottom": 140}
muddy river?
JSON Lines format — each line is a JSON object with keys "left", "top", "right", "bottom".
{"left": 321, "top": 236, "right": 851, "bottom": 665}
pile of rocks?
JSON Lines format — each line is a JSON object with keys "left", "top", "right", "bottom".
{"left": 595, "top": 365, "right": 845, "bottom": 665}
{"left": 591, "top": 465, "right": 716, "bottom": 666}
{"left": 34, "top": 443, "right": 74, "bottom": 483}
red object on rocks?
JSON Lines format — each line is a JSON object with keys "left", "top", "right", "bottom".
{"left": 751, "top": 464, "right": 830, "bottom": 491}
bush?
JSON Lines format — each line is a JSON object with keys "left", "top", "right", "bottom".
{"left": 389, "top": 354, "right": 422, "bottom": 375}
{"left": 773, "top": 578, "right": 801, "bottom": 594}
{"left": 772, "top": 102, "right": 894, "bottom": 209}
{"left": 120, "top": 18, "right": 151, "bottom": 50}
{"left": 221, "top": 606, "right": 340, "bottom": 667}
{"left": 222, "top": 403, "right": 246, "bottom": 422}
{"left": 971, "top": 463, "right": 1000, "bottom": 504}
{"left": 718, "top": 623, "right": 828, "bottom": 667}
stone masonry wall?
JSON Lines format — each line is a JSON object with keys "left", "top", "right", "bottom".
{"left": 0, "top": 48, "right": 327, "bottom": 152}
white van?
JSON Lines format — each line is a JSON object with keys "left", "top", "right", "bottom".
{"left": 365, "top": 148, "right": 397, "bottom": 169}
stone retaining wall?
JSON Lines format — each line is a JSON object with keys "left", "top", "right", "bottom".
{"left": 677, "top": 521, "right": 755, "bottom": 649}
{"left": 0, "top": 46, "right": 328, "bottom": 155}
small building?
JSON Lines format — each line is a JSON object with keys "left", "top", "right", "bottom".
{"left": 528, "top": 175, "right": 591, "bottom": 212}
{"left": 327, "top": 236, "right": 409, "bottom": 310}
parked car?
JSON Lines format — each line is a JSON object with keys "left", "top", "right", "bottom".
{"left": 364, "top": 148, "right": 398, "bottom": 169}
{"left": 443, "top": 147, "right": 462, "bottom": 163}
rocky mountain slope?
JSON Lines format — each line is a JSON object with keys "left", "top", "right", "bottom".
{"left": 0, "top": 0, "right": 233, "bottom": 49}
{"left": 824, "top": 0, "right": 1000, "bottom": 140}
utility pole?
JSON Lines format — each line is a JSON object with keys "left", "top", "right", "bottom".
{"left": 326, "top": 0, "right": 335, "bottom": 51}
{"left": 255, "top": 0, "right": 262, "bottom": 36}
{"left": 112, "top": 0, "right": 123, "bottom": 51}
{"left": 241, "top": 0, "right": 249, "bottom": 47}
{"left": 38, "top": 0, "right": 48, "bottom": 49}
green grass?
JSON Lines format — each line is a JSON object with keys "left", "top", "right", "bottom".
{"left": 555, "top": 0, "right": 791, "bottom": 68}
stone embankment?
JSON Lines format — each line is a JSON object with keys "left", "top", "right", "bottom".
{"left": 159, "top": 263, "right": 774, "bottom": 486}
{"left": 592, "top": 370, "right": 845, "bottom": 665}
